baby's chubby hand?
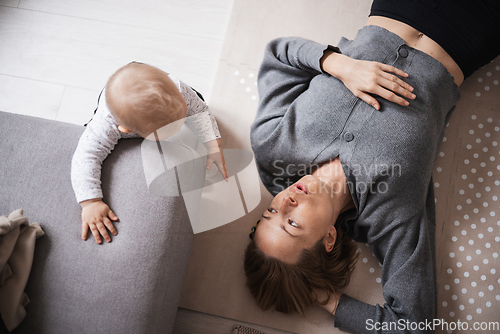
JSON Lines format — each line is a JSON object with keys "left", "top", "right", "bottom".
{"left": 205, "top": 138, "right": 228, "bottom": 181}
{"left": 80, "top": 198, "right": 118, "bottom": 244}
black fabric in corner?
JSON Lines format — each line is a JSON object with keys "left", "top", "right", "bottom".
{"left": 0, "top": 315, "right": 9, "bottom": 334}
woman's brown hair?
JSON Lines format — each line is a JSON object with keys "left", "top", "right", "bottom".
{"left": 244, "top": 220, "right": 358, "bottom": 315}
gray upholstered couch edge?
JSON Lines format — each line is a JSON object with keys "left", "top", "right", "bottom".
{"left": 0, "top": 111, "right": 198, "bottom": 334}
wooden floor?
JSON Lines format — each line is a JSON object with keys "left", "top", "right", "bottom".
{"left": 174, "top": 308, "right": 296, "bottom": 334}
{"left": 0, "top": 0, "right": 233, "bottom": 125}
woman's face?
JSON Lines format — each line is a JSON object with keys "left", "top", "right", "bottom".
{"left": 254, "top": 174, "right": 341, "bottom": 264}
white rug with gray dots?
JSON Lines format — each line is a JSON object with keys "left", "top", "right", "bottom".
{"left": 433, "top": 62, "right": 500, "bottom": 329}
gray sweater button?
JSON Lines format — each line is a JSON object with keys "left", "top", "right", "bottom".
{"left": 399, "top": 47, "right": 409, "bottom": 58}
{"left": 344, "top": 132, "right": 354, "bottom": 142}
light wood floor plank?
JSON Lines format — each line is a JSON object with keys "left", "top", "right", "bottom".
{"left": 0, "top": 74, "right": 64, "bottom": 119}
{"left": 0, "top": 1, "right": 20, "bottom": 8}
{"left": 173, "top": 307, "right": 297, "bottom": 334}
{"left": 18, "top": 0, "right": 233, "bottom": 41}
{"left": 0, "top": 2, "right": 232, "bottom": 123}
{"left": 0, "top": 6, "right": 222, "bottom": 94}
{"left": 55, "top": 86, "right": 100, "bottom": 125}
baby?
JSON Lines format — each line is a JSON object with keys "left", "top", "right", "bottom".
{"left": 71, "top": 62, "right": 227, "bottom": 244}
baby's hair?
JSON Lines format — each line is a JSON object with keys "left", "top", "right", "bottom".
{"left": 105, "top": 62, "right": 187, "bottom": 137}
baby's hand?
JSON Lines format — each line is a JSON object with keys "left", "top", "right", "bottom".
{"left": 205, "top": 138, "right": 228, "bottom": 180}
{"left": 80, "top": 199, "right": 118, "bottom": 244}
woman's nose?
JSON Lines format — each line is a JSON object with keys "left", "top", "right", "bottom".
{"left": 282, "top": 195, "right": 298, "bottom": 207}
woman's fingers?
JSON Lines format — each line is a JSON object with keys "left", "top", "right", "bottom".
{"left": 379, "top": 71, "right": 416, "bottom": 99}
{"left": 356, "top": 91, "right": 381, "bottom": 110}
{"left": 379, "top": 63, "right": 409, "bottom": 78}
{"left": 341, "top": 59, "right": 417, "bottom": 109}
{"left": 374, "top": 85, "right": 411, "bottom": 107}
{"left": 362, "top": 69, "right": 416, "bottom": 108}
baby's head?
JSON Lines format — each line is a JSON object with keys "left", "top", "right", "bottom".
{"left": 105, "top": 62, "right": 188, "bottom": 139}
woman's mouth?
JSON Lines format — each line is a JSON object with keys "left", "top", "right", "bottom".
{"left": 294, "top": 182, "right": 308, "bottom": 194}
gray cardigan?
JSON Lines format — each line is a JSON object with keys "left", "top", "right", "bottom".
{"left": 250, "top": 26, "right": 461, "bottom": 333}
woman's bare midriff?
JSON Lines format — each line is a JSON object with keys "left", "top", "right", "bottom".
{"left": 366, "top": 16, "right": 464, "bottom": 86}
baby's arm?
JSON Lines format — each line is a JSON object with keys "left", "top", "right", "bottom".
{"left": 71, "top": 96, "right": 123, "bottom": 243}
{"left": 204, "top": 138, "right": 228, "bottom": 180}
{"left": 177, "top": 79, "right": 228, "bottom": 179}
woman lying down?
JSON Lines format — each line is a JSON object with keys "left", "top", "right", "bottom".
{"left": 245, "top": 0, "right": 499, "bottom": 333}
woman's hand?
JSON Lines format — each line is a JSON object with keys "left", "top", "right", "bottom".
{"left": 321, "top": 51, "right": 416, "bottom": 110}
{"left": 313, "top": 288, "right": 342, "bottom": 316}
